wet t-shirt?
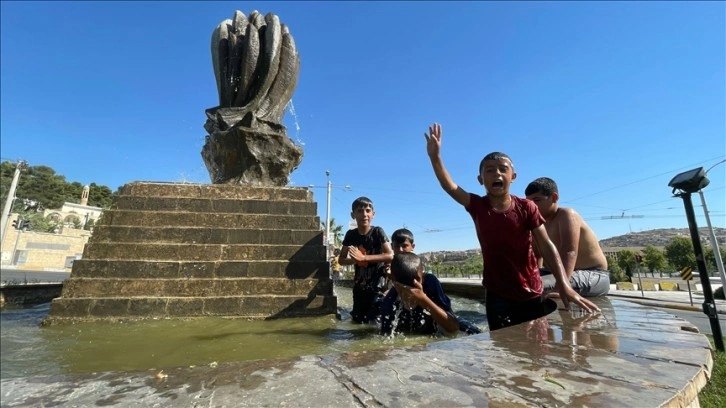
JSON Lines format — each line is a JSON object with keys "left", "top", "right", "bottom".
{"left": 342, "top": 226, "right": 389, "bottom": 291}
{"left": 379, "top": 273, "right": 455, "bottom": 335}
{"left": 466, "top": 194, "right": 544, "bottom": 301}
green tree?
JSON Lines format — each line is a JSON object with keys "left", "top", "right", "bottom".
{"left": 664, "top": 237, "right": 696, "bottom": 271}
{"left": 607, "top": 255, "right": 628, "bottom": 283}
{"left": 462, "top": 254, "right": 483, "bottom": 278}
{"left": 616, "top": 249, "right": 638, "bottom": 272}
{"left": 431, "top": 260, "right": 442, "bottom": 275}
{"left": 27, "top": 212, "right": 61, "bottom": 233}
{"left": 642, "top": 244, "right": 668, "bottom": 277}
{"left": 83, "top": 218, "right": 96, "bottom": 231}
{"left": 704, "top": 246, "right": 726, "bottom": 274}
{"left": 320, "top": 218, "right": 344, "bottom": 248}
{"left": 87, "top": 182, "right": 115, "bottom": 208}
{"left": 0, "top": 160, "right": 117, "bottom": 213}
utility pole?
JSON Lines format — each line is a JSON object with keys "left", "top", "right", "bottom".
{"left": 698, "top": 192, "right": 725, "bottom": 290}
{"left": 1, "top": 160, "right": 26, "bottom": 245}
{"left": 700, "top": 159, "right": 726, "bottom": 291}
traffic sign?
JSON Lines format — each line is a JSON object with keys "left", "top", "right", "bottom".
{"left": 680, "top": 267, "right": 693, "bottom": 281}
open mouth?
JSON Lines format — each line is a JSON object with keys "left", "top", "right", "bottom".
{"left": 492, "top": 180, "right": 504, "bottom": 188}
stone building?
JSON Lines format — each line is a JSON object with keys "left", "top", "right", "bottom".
{"left": 0, "top": 185, "right": 103, "bottom": 271}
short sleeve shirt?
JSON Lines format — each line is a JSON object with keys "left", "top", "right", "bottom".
{"left": 342, "top": 226, "right": 389, "bottom": 289}
{"left": 465, "top": 194, "right": 544, "bottom": 301}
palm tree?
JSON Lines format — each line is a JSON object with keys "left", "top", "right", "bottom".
{"left": 321, "top": 218, "right": 344, "bottom": 248}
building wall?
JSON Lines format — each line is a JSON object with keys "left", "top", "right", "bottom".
{"left": 1, "top": 214, "right": 91, "bottom": 271}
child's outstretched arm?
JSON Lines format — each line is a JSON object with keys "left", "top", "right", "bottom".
{"left": 532, "top": 225, "right": 600, "bottom": 314}
{"left": 425, "top": 123, "right": 470, "bottom": 207}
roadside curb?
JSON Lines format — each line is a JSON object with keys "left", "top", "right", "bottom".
{"left": 608, "top": 294, "right": 726, "bottom": 314}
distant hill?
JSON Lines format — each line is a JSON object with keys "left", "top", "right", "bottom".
{"left": 420, "top": 227, "right": 726, "bottom": 263}
{"left": 598, "top": 227, "right": 726, "bottom": 248}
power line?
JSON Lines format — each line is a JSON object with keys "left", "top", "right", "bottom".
{"left": 563, "top": 155, "right": 725, "bottom": 204}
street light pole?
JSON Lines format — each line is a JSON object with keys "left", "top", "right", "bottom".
{"left": 1, "top": 160, "right": 26, "bottom": 245}
{"left": 699, "top": 159, "right": 726, "bottom": 291}
{"left": 699, "top": 190, "right": 726, "bottom": 290}
{"left": 325, "top": 170, "right": 331, "bottom": 257}
{"left": 668, "top": 166, "right": 724, "bottom": 352}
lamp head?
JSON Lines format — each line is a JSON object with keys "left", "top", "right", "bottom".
{"left": 668, "top": 167, "right": 710, "bottom": 194}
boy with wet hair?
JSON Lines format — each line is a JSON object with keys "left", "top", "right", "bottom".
{"left": 380, "top": 252, "right": 460, "bottom": 336}
{"left": 382, "top": 227, "right": 417, "bottom": 294}
{"left": 424, "top": 122, "right": 599, "bottom": 331}
{"left": 391, "top": 228, "right": 416, "bottom": 254}
{"left": 525, "top": 177, "right": 610, "bottom": 297}
{"left": 380, "top": 229, "right": 482, "bottom": 336}
{"left": 339, "top": 197, "right": 394, "bottom": 324}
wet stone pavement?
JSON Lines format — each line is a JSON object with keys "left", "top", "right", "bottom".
{"left": 0, "top": 297, "right": 714, "bottom": 407}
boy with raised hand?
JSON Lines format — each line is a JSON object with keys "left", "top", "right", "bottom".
{"left": 525, "top": 177, "right": 610, "bottom": 297}
{"left": 339, "top": 196, "right": 394, "bottom": 324}
{"left": 424, "top": 122, "right": 599, "bottom": 331}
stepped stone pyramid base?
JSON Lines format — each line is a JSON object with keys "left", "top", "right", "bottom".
{"left": 43, "top": 182, "right": 336, "bottom": 325}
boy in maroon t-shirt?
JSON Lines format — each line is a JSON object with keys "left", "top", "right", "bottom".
{"left": 424, "top": 122, "right": 599, "bottom": 330}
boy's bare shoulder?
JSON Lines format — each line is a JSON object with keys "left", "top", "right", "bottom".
{"left": 558, "top": 207, "right": 585, "bottom": 224}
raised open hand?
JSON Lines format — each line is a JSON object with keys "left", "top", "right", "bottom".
{"left": 424, "top": 123, "right": 442, "bottom": 158}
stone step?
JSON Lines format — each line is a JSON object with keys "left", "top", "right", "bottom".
{"left": 70, "top": 260, "right": 329, "bottom": 279}
{"left": 111, "top": 196, "right": 317, "bottom": 214}
{"left": 91, "top": 226, "right": 321, "bottom": 245}
{"left": 45, "top": 294, "right": 337, "bottom": 323}
{"left": 81, "top": 243, "right": 325, "bottom": 262}
{"left": 99, "top": 210, "right": 319, "bottom": 229}
{"left": 116, "top": 182, "right": 313, "bottom": 201}
{"left": 60, "top": 278, "right": 332, "bottom": 298}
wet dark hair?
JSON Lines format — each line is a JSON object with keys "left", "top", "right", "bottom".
{"left": 479, "top": 152, "right": 514, "bottom": 173}
{"left": 351, "top": 196, "right": 374, "bottom": 211}
{"left": 525, "top": 177, "right": 558, "bottom": 197}
{"left": 391, "top": 228, "right": 414, "bottom": 245}
{"left": 390, "top": 252, "right": 423, "bottom": 287}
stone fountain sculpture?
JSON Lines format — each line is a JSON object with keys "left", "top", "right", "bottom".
{"left": 202, "top": 10, "right": 303, "bottom": 186}
{"left": 44, "top": 10, "right": 335, "bottom": 324}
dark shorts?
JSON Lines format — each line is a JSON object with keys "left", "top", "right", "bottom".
{"left": 485, "top": 290, "right": 557, "bottom": 331}
{"left": 351, "top": 284, "right": 383, "bottom": 324}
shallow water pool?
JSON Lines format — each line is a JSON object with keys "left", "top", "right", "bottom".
{"left": 0, "top": 287, "right": 486, "bottom": 379}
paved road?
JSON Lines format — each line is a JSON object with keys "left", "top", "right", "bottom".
{"left": 659, "top": 308, "right": 726, "bottom": 336}
{"left": 0, "top": 269, "right": 70, "bottom": 284}
{"left": 608, "top": 289, "right": 726, "bottom": 337}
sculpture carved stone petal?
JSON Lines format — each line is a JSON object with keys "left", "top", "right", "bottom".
{"left": 202, "top": 10, "right": 302, "bottom": 186}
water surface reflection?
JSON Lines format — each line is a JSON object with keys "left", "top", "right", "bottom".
{"left": 1, "top": 288, "right": 486, "bottom": 378}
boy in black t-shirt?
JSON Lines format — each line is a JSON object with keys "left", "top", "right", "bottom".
{"left": 339, "top": 197, "right": 394, "bottom": 324}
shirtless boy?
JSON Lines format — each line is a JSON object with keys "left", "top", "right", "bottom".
{"left": 525, "top": 177, "right": 610, "bottom": 297}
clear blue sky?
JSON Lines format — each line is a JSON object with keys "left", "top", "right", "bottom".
{"left": 2, "top": 1, "right": 724, "bottom": 253}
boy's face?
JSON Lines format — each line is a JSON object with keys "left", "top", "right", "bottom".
{"left": 526, "top": 191, "right": 558, "bottom": 218}
{"left": 351, "top": 205, "right": 374, "bottom": 228}
{"left": 478, "top": 158, "right": 516, "bottom": 197}
{"left": 392, "top": 239, "right": 415, "bottom": 255}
